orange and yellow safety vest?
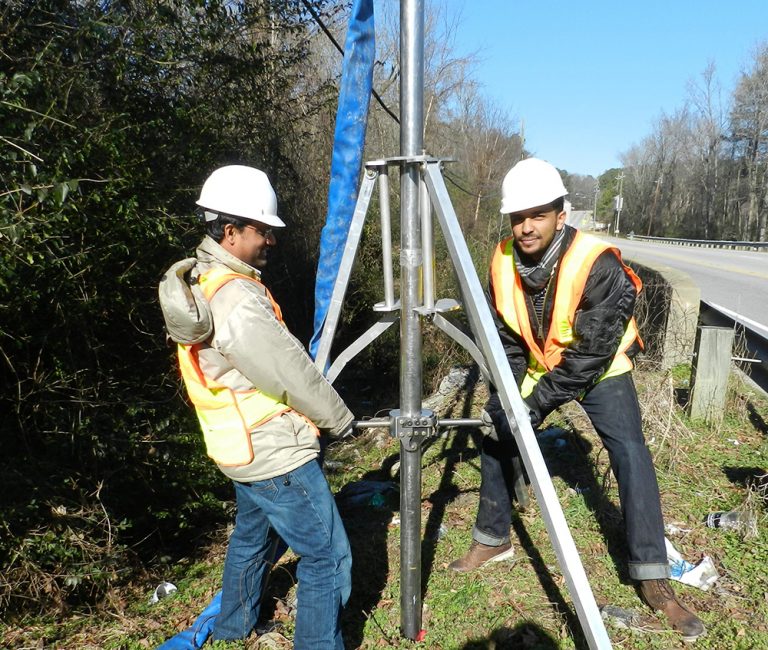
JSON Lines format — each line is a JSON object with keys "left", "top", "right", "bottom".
{"left": 490, "top": 231, "right": 643, "bottom": 398}
{"left": 177, "top": 267, "right": 292, "bottom": 466}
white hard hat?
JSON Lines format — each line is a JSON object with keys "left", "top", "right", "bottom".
{"left": 500, "top": 158, "right": 568, "bottom": 214}
{"left": 196, "top": 165, "right": 286, "bottom": 227}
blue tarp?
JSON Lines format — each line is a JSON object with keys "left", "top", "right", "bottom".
{"left": 156, "top": 590, "right": 221, "bottom": 650}
{"left": 309, "top": 0, "right": 375, "bottom": 361}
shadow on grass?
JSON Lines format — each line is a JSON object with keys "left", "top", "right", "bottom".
{"left": 509, "top": 513, "right": 590, "bottom": 650}
{"left": 420, "top": 371, "right": 482, "bottom": 597}
{"left": 747, "top": 402, "right": 768, "bottom": 436}
{"left": 336, "top": 463, "right": 399, "bottom": 649}
{"left": 458, "top": 621, "right": 560, "bottom": 649}
{"left": 460, "top": 623, "right": 560, "bottom": 650}
{"left": 722, "top": 465, "right": 768, "bottom": 500}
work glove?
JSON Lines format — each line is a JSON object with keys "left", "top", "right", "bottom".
{"left": 525, "top": 401, "right": 542, "bottom": 430}
{"left": 480, "top": 409, "right": 499, "bottom": 441}
{"left": 525, "top": 393, "right": 544, "bottom": 430}
{"left": 340, "top": 422, "right": 357, "bottom": 439}
{"left": 327, "top": 422, "right": 356, "bottom": 441}
{"left": 485, "top": 392, "right": 543, "bottom": 432}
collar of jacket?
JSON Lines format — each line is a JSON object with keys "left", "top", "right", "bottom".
{"left": 196, "top": 235, "right": 263, "bottom": 280}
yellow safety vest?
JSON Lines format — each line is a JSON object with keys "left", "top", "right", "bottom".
{"left": 490, "top": 231, "right": 643, "bottom": 397}
{"left": 177, "top": 267, "right": 293, "bottom": 466}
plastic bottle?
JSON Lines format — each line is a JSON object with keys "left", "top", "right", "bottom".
{"left": 703, "top": 510, "right": 743, "bottom": 530}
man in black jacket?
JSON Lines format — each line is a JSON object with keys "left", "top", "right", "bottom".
{"left": 448, "top": 158, "right": 705, "bottom": 641}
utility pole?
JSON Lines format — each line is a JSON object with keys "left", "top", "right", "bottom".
{"left": 613, "top": 172, "right": 625, "bottom": 236}
{"left": 592, "top": 181, "right": 599, "bottom": 230}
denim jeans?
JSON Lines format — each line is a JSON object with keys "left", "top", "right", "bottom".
{"left": 213, "top": 458, "right": 352, "bottom": 648}
{"left": 474, "top": 372, "right": 669, "bottom": 581}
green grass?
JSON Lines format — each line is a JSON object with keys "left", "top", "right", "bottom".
{"left": 2, "top": 369, "right": 766, "bottom": 649}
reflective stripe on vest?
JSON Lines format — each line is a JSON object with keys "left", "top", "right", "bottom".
{"left": 177, "top": 267, "right": 291, "bottom": 466}
{"left": 490, "top": 231, "right": 643, "bottom": 397}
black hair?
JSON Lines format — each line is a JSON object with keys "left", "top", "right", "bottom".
{"left": 204, "top": 212, "right": 246, "bottom": 243}
{"left": 551, "top": 196, "right": 565, "bottom": 213}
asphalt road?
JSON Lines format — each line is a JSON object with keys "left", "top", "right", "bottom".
{"left": 598, "top": 235, "right": 768, "bottom": 333}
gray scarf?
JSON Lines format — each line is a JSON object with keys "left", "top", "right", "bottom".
{"left": 514, "top": 227, "right": 567, "bottom": 291}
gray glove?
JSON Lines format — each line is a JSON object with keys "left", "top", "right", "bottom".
{"left": 325, "top": 422, "right": 356, "bottom": 442}
{"left": 525, "top": 396, "right": 544, "bottom": 430}
{"left": 338, "top": 422, "right": 357, "bottom": 439}
{"left": 484, "top": 391, "right": 542, "bottom": 436}
{"left": 480, "top": 409, "right": 499, "bottom": 441}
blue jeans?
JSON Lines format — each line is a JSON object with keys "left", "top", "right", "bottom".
{"left": 474, "top": 372, "right": 669, "bottom": 581}
{"left": 213, "top": 459, "right": 352, "bottom": 648}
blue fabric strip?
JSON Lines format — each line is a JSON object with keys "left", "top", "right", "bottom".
{"left": 309, "top": 0, "right": 375, "bottom": 361}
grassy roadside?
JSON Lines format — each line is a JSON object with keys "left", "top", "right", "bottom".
{"left": 2, "top": 365, "right": 766, "bottom": 649}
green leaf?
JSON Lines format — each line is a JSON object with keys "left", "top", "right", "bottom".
{"left": 54, "top": 182, "right": 69, "bottom": 204}
{"left": 11, "top": 72, "right": 33, "bottom": 87}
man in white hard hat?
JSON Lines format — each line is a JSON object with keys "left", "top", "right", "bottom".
{"left": 158, "top": 165, "right": 353, "bottom": 648}
{"left": 449, "top": 158, "right": 705, "bottom": 641}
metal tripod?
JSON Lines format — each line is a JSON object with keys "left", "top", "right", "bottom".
{"left": 313, "top": 1, "right": 612, "bottom": 647}
{"left": 315, "top": 156, "right": 612, "bottom": 650}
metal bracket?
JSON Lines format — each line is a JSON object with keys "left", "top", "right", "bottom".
{"left": 414, "top": 297, "right": 461, "bottom": 316}
{"left": 390, "top": 409, "right": 437, "bottom": 451}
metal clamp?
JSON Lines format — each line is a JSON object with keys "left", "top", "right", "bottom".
{"left": 389, "top": 409, "right": 437, "bottom": 450}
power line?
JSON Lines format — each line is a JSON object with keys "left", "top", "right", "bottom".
{"left": 443, "top": 170, "right": 501, "bottom": 200}
{"left": 300, "top": 0, "right": 400, "bottom": 124}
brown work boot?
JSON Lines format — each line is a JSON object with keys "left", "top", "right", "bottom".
{"left": 448, "top": 540, "right": 514, "bottom": 573}
{"left": 639, "top": 579, "right": 705, "bottom": 642}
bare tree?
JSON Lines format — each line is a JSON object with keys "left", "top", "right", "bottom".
{"left": 729, "top": 43, "right": 768, "bottom": 241}
{"left": 686, "top": 62, "right": 726, "bottom": 238}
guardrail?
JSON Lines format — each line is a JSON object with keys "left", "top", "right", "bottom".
{"left": 629, "top": 234, "right": 768, "bottom": 251}
{"left": 699, "top": 301, "right": 768, "bottom": 396}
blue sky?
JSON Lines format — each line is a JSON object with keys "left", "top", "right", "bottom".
{"left": 440, "top": 0, "right": 768, "bottom": 177}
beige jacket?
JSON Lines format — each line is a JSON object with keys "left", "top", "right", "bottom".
{"left": 159, "top": 236, "right": 353, "bottom": 482}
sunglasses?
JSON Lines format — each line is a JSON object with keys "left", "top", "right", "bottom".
{"left": 243, "top": 223, "right": 275, "bottom": 239}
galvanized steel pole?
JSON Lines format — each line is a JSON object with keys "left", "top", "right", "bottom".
{"left": 398, "top": 0, "right": 425, "bottom": 639}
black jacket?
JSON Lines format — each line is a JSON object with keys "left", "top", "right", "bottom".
{"left": 488, "top": 226, "right": 641, "bottom": 424}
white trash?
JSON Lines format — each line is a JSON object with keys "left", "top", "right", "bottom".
{"left": 149, "top": 580, "right": 178, "bottom": 604}
{"left": 665, "top": 538, "right": 719, "bottom": 591}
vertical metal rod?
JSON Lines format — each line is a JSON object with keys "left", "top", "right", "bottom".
{"left": 399, "top": 0, "right": 424, "bottom": 640}
{"left": 420, "top": 172, "right": 435, "bottom": 310}
{"left": 378, "top": 170, "right": 396, "bottom": 308}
